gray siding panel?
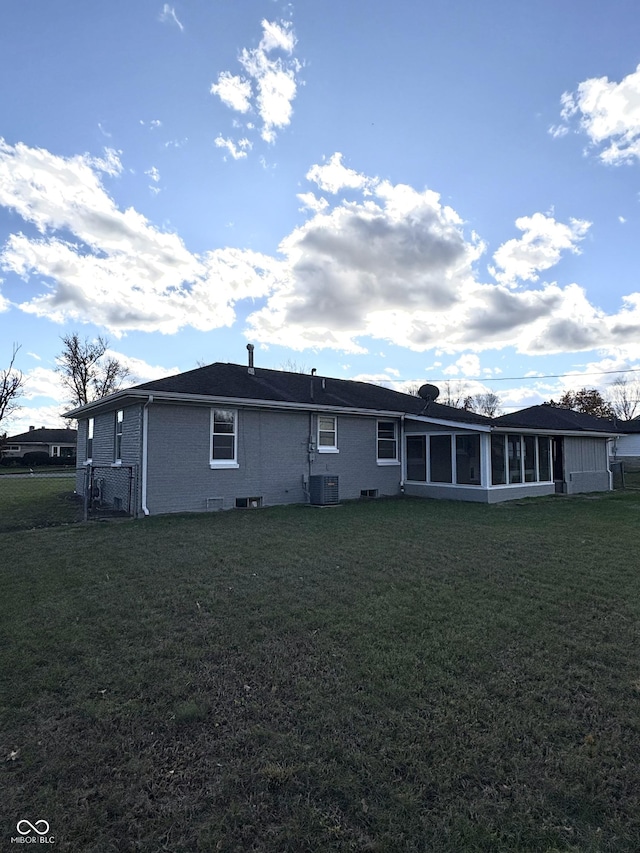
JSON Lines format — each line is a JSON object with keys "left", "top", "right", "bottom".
{"left": 563, "top": 436, "right": 611, "bottom": 494}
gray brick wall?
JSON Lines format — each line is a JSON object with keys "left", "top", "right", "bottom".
{"left": 145, "top": 404, "right": 402, "bottom": 514}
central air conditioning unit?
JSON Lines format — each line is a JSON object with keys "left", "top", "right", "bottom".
{"left": 309, "top": 474, "right": 339, "bottom": 506}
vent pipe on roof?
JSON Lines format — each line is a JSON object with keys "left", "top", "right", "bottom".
{"left": 311, "top": 368, "right": 316, "bottom": 376}
{"left": 246, "top": 343, "right": 255, "bottom": 375}
{"left": 29, "top": 425, "right": 35, "bottom": 431}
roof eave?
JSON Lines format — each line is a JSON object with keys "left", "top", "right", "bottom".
{"left": 405, "top": 414, "right": 492, "bottom": 431}
{"left": 64, "top": 389, "right": 412, "bottom": 420}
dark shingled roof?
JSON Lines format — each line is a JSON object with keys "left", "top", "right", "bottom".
{"left": 129, "top": 362, "right": 492, "bottom": 424}
{"left": 493, "top": 405, "right": 616, "bottom": 433}
{"left": 615, "top": 418, "right": 640, "bottom": 434}
{"left": 5, "top": 428, "right": 77, "bottom": 443}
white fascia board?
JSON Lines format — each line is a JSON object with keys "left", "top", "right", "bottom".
{"left": 490, "top": 426, "right": 620, "bottom": 438}
{"left": 65, "top": 390, "right": 406, "bottom": 420}
{"left": 405, "top": 414, "right": 492, "bottom": 432}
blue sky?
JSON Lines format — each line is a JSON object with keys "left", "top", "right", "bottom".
{"left": 2, "top": 0, "right": 640, "bottom": 431}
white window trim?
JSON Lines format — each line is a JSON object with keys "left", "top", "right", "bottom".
{"left": 488, "top": 433, "right": 554, "bottom": 488}
{"left": 317, "top": 415, "right": 339, "bottom": 453}
{"left": 405, "top": 431, "right": 483, "bottom": 486}
{"left": 210, "top": 408, "right": 239, "bottom": 468}
{"left": 377, "top": 419, "right": 400, "bottom": 465}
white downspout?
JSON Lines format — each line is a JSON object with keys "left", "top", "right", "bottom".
{"left": 400, "top": 414, "right": 405, "bottom": 492}
{"left": 141, "top": 394, "right": 153, "bottom": 516}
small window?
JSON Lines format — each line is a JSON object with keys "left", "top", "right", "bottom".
{"left": 211, "top": 409, "right": 237, "bottom": 465}
{"left": 235, "top": 496, "right": 262, "bottom": 509}
{"left": 318, "top": 415, "right": 337, "bottom": 451}
{"left": 51, "top": 446, "right": 60, "bottom": 457}
{"left": 360, "top": 489, "right": 378, "bottom": 498}
{"left": 114, "top": 410, "right": 123, "bottom": 462}
{"left": 377, "top": 420, "right": 398, "bottom": 462}
{"left": 87, "top": 418, "right": 94, "bottom": 461}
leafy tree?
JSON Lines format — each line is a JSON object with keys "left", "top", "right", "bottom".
{"left": 608, "top": 376, "right": 640, "bottom": 421}
{"left": 0, "top": 343, "right": 25, "bottom": 428}
{"left": 56, "top": 333, "right": 130, "bottom": 407}
{"left": 545, "top": 388, "right": 613, "bottom": 419}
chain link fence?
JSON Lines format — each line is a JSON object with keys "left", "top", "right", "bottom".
{"left": 0, "top": 465, "right": 138, "bottom": 533}
{"left": 611, "top": 461, "right": 640, "bottom": 491}
{"left": 0, "top": 472, "right": 82, "bottom": 533}
{"left": 83, "top": 464, "right": 137, "bottom": 520}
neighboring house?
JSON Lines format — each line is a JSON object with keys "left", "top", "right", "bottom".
{"left": 1, "top": 427, "right": 77, "bottom": 461}
{"left": 610, "top": 418, "right": 640, "bottom": 466}
{"left": 65, "top": 355, "right": 618, "bottom": 517}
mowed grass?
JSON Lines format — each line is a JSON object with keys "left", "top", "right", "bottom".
{"left": 2, "top": 494, "right": 640, "bottom": 852}
{"left": 0, "top": 475, "right": 81, "bottom": 532}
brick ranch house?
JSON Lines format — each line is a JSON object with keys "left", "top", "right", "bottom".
{"left": 1, "top": 427, "right": 77, "bottom": 462}
{"left": 65, "top": 354, "right": 618, "bottom": 517}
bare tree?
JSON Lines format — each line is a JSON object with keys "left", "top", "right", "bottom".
{"left": 279, "top": 358, "right": 309, "bottom": 373}
{"left": 0, "top": 343, "right": 25, "bottom": 428}
{"left": 608, "top": 376, "right": 640, "bottom": 421}
{"left": 56, "top": 333, "right": 131, "bottom": 407}
{"left": 463, "top": 392, "right": 503, "bottom": 417}
{"left": 441, "top": 380, "right": 469, "bottom": 408}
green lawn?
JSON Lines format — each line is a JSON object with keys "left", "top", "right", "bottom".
{"left": 2, "top": 494, "right": 640, "bottom": 852}
{"left": 0, "top": 475, "right": 81, "bottom": 532}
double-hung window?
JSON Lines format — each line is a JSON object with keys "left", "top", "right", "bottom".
{"left": 114, "top": 410, "right": 123, "bottom": 463}
{"left": 317, "top": 415, "right": 338, "bottom": 452}
{"left": 210, "top": 409, "right": 238, "bottom": 467}
{"left": 377, "top": 420, "right": 398, "bottom": 463}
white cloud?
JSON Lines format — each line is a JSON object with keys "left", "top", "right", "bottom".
{"left": 0, "top": 140, "right": 280, "bottom": 335}
{"left": 306, "top": 153, "right": 376, "bottom": 195}
{"left": 214, "top": 136, "right": 252, "bottom": 160}
{"left": 443, "top": 354, "right": 481, "bottom": 377}
{"left": 548, "top": 124, "right": 568, "bottom": 139}
{"left": 489, "top": 212, "right": 590, "bottom": 286}
{"left": 211, "top": 19, "right": 301, "bottom": 147}
{"left": 23, "top": 367, "right": 67, "bottom": 403}
{"left": 4, "top": 142, "right": 640, "bottom": 363}
{"left": 297, "top": 192, "right": 329, "bottom": 213}
{"left": 160, "top": 4, "right": 184, "bottom": 32}
{"left": 210, "top": 72, "right": 253, "bottom": 114}
{"left": 556, "top": 64, "right": 640, "bottom": 164}
{"left": 145, "top": 166, "right": 161, "bottom": 183}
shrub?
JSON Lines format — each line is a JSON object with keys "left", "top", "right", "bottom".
{"left": 22, "top": 451, "right": 51, "bottom": 467}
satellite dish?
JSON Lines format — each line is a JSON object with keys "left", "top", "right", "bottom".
{"left": 418, "top": 383, "right": 440, "bottom": 402}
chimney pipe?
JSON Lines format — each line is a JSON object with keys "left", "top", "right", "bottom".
{"left": 246, "top": 343, "right": 255, "bottom": 374}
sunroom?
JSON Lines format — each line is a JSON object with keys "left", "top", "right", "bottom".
{"left": 402, "top": 418, "right": 556, "bottom": 503}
